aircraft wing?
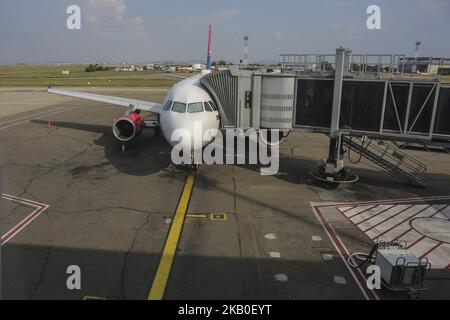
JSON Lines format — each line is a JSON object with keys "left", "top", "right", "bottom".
{"left": 48, "top": 87, "right": 162, "bottom": 114}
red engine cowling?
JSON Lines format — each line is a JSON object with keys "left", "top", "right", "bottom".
{"left": 112, "top": 113, "right": 143, "bottom": 142}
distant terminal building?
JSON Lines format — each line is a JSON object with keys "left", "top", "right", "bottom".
{"left": 400, "top": 57, "right": 450, "bottom": 75}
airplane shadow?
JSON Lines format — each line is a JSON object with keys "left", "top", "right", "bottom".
{"left": 31, "top": 120, "right": 178, "bottom": 177}
{"left": 28, "top": 120, "right": 450, "bottom": 196}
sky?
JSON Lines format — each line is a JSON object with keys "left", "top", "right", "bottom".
{"left": 0, "top": 0, "right": 449, "bottom": 64}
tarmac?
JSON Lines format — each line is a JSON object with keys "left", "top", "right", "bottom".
{"left": 0, "top": 87, "right": 449, "bottom": 300}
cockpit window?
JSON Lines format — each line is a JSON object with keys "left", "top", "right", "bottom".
{"left": 188, "top": 102, "right": 204, "bottom": 113}
{"left": 162, "top": 100, "right": 173, "bottom": 111}
{"left": 204, "top": 102, "right": 213, "bottom": 112}
{"left": 172, "top": 102, "right": 186, "bottom": 113}
{"left": 208, "top": 100, "right": 218, "bottom": 111}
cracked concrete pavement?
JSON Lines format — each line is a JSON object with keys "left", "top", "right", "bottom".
{"left": 1, "top": 87, "right": 449, "bottom": 300}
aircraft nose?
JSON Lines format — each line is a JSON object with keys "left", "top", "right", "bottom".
{"left": 165, "top": 118, "right": 209, "bottom": 151}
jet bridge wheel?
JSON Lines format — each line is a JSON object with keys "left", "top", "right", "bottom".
{"left": 310, "top": 166, "right": 359, "bottom": 190}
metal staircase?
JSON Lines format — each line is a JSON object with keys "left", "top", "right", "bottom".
{"left": 342, "top": 136, "right": 427, "bottom": 187}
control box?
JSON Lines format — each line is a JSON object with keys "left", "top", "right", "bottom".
{"left": 375, "top": 248, "right": 428, "bottom": 290}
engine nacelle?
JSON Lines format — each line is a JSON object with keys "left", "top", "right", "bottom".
{"left": 112, "top": 113, "right": 143, "bottom": 142}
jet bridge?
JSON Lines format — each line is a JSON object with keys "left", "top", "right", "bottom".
{"left": 200, "top": 48, "right": 450, "bottom": 187}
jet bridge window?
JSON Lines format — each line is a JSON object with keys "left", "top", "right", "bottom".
{"left": 172, "top": 102, "right": 186, "bottom": 113}
{"left": 188, "top": 102, "right": 204, "bottom": 113}
{"left": 162, "top": 100, "right": 173, "bottom": 111}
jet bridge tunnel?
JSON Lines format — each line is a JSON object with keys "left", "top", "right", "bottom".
{"left": 200, "top": 48, "right": 450, "bottom": 187}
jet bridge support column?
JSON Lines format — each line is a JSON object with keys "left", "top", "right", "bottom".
{"left": 325, "top": 47, "right": 346, "bottom": 176}
{"left": 312, "top": 48, "right": 358, "bottom": 188}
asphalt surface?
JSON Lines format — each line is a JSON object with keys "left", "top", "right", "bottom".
{"left": 0, "top": 87, "right": 449, "bottom": 300}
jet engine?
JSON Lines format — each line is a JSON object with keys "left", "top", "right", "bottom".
{"left": 112, "top": 113, "right": 143, "bottom": 142}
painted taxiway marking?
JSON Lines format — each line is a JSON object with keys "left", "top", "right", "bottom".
{"left": 312, "top": 196, "right": 450, "bottom": 300}
{"left": 337, "top": 199, "right": 450, "bottom": 269}
{"left": 1, "top": 194, "right": 50, "bottom": 246}
{"left": 0, "top": 107, "right": 74, "bottom": 131}
{"left": 186, "top": 213, "right": 228, "bottom": 221}
{"left": 312, "top": 204, "right": 379, "bottom": 301}
{"left": 148, "top": 174, "right": 196, "bottom": 300}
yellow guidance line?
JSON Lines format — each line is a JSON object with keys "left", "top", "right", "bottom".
{"left": 148, "top": 174, "right": 196, "bottom": 300}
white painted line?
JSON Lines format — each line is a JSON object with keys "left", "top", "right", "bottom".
{"left": 411, "top": 237, "right": 441, "bottom": 258}
{"left": 311, "top": 235, "right": 322, "bottom": 242}
{"left": 344, "top": 205, "right": 377, "bottom": 218}
{"left": 440, "top": 206, "right": 450, "bottom": 219}
{"left": 264, "top": 233, "right": 277, "bottom": 240}
{"left": 321, "top": 253, "right": 334, "bottom": 261}
{"left": 333, "top": 276, "right": 347, "bottom": 285}
{"left": 427, "top": 244, "right": 450, "bottom": 269}
{"left": 379, "top": 205, "right": 447, "bottom": 241}
{"left": 314, "top": 195, "right": 450, "bottom": 210}
{"left": 0, "top": 107, "right": 74, "bottom": 131}
{"left": 350, "top": 204, "right": 395, "bottom": 224}
{"left": 331, "top": 196, "right": 450, "bottom": 270}
{"left": 274, "top": 274, "right": 288, "bottom": 282}
{"left": 338, "top": 206, "right": 354, "bottom": 213}
{"left": 269, "top": 252, "right": 281, "bottom": 258}
{"left": 1, "top": 195, "right": 50, "bottom": 246}
{"left": 2, "top": 193, "right": 49, "bottom": 207}
{"left": 358, "top": 205, "right": 411, "bottom": 231}
{"left": 312, "top": 205, "right": 379, "bottom": 300}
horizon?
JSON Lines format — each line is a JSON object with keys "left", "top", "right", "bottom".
{"left": 1, "top": 0, "right": 450, "bottom": 64}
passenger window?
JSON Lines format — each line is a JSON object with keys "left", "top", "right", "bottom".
{"left": 208, "top": 100, "right": 218, "bottom": 111}
{"left": 204, "top": 102, "right": 213, "bottom": 112}
{"left": 188, "top": 102, "right": 204, "bottom": 113}
{"left": 162, "top": 100, "right": 173, "bottom": 111}
{"left": 172, "top": 102, "right": 186, "bottom": 113}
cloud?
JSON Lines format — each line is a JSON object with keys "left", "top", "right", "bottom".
{"left": 83, "top": 0, "right": 144, "bottom": 37}
{"left": 87, "top": 0, "right": 127, "bottom": 22}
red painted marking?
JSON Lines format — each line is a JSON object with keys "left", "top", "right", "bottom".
{"left": 347, "top": 205, "right": 378, "bottom": 219}
{"left": 363, "top": 205, "right": 414, "bottom": 231}
{"left": 375, "top": 205, "right": 449, "bottom": 242}
{"left": 407, "top": 236, "right": 426, "bottom": 249}
{"left": 328, "top": 199, "right": 450, "bottom": 270}
{"left": 1, "top": 194, "right": 49, "bottom": 246}
{"left": 368, "top": 205, "right": 432, "bottom": 238}
{"left": 431, "top": 205, "right": 450, "bottom": 218}
{"left": 313, "top": 206, "right": 379, "bottom": 301}
{"left": 340, "top": 206, "right": 354, "bottom": 213}
{"left": 420, "top": 242, "right": 443, "bottom": 259}
{"left": 2, "top": 193, "right": 48, "bottom": 207}
{"left": 393, "top": 227, "right": 413, "bottom": 242}
{"left": 351, "top": 204, "right": 395, "bottom": 224}
{"left": 322, "top": 195, "right": 450, "bottom": 210}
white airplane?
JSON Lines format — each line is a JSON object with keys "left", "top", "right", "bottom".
{"left": 48, "top": 25, "right": 220, "bottom": 161}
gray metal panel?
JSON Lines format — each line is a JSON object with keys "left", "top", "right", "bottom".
{"left": 237, "top": 75, "right": 252, "bottom": 128}
{"left": 330, "top": 48, "right": 345, "bottom": 138}
{"left": 251, "top": 75, "right": 262, "bottom": 129}
{"left": 201, "top": 71, "right": 238, "bottom": 127}
{"left": 260, "top": 76, "right": 295, "bottom": 129}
